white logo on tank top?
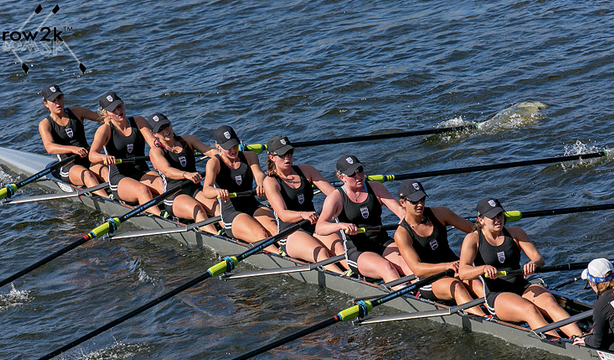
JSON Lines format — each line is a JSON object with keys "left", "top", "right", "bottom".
{"left": 127, "top": 143, "right": 134, "bottom": 153}
{"left": 235, "top": 175, "right": 242, "bottom": 185}
{"left": 297, "top": 194, "right": 305, "bottom": 204}
{"left": 360, "top": 207, "right": 369, "bottom": 219}
{"left": 429, "top": 239, "right": 439, "bottom": 251}
{"left": 179, "top": 156, "right": 187, "bottom": 167}
{"left": 497, "top": 251, "right": 506, "bottom": 264}
{"left": 65, "top": 127, "right": 74, "bottom": 138}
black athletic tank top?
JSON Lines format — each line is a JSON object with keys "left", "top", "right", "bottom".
{"left": 45, "top": 108, "right": 89, "bottom": 161}
{"left": 399, "top": 207, "right": 458, "bottom": 264}
{"left": 215, "top": 152, "right": 258, "bottom": 209}
{"left": 474, "top": 227, "right": 525, "bottom": 293}
{"left": 106, "top": 117, "right": 149, "bottom": 176}
{"left": 275, "top": 166, "right": 315, "bottom": 212}
{"left": 160, "top": 136, "right": 195, "bottom": 188}
{"left": 338, "top": 182, "right": 387, "bottom": 248}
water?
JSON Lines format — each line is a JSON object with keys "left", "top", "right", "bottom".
{"left": 1, "top": 0, "right": 613, "bottom": 359}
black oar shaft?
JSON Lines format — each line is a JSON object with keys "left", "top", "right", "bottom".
{"left": 39, "top": 272, "right": 214, "bottom": 360}
{"left": 41, "top": 220, "right": 309, "bottom": 359}
{"left": 388, "top": 151, "right": 606, "bottom": 181}
{"left": 0, "top": 177, "right": 196, "bottom": 289}
{"left": 233, "top": 318, "right": 339, "bottom": 360}
{"left": 0, "top": 155, "right": 77, "bottom": 199}
{"left": 291, "top": 125, "right": 475, "bottom": 148}
{"left": 234, "top": 269, "right": 453, "bottom": 359}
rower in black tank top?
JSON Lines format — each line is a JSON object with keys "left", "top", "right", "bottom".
{"left": 44, "top": 107, "right": 91, "bottom": 181}
{"left": 275, "top": 165, "right": 315, "bottom": 234}
{"left": 398, "top": 207, "right": 459, "bottom": 264}
{"left": 105, "top": 116, "right": 150, "bottom": 195}
{"left": 159, "top": 136, "right": 200, "bottom": 215}
{"left": 474, "top": 227, "right": 529, "bottom": 314}
{"left": 215, "top": 152, "right": 263, "bottom": 230}
{"left": 338, "top": 182, "right": 392, "bottom": 274}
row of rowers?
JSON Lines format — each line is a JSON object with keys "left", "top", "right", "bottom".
{"left": 40, "top": 84, "right": 583, "bottom": 341}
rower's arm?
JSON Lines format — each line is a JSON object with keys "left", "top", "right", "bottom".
{"left": 370, "top": 181, "right": 404, "bottom": 221}
{"left": 134, "top": 116, "right": 157, "bottom": 149}
{"left": 458, "top": 231, "right": 495, "bottom": 280}
{"left": 70, "top": 106, "right": 102, "bottom": 123}
{"left": 301, "top": 164, "right": 335, "bottom": 196}
{"left": 183, "top": 134, "right": 217, "bottom": 158}
{"left": 315, "top": 190, "right": 356, "bottom": 235}
{"left": 88, "top": 124, "right": 114, "bottom": 165}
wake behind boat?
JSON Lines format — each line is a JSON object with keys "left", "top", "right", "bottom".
{"left": 0, "top": 146, "right": 612, "bottom": 360}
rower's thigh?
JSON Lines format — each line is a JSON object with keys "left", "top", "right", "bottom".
{"left": 194, "top": 190, "right": 218, "bottom": 216}
{"left": 140, "top": 171, "right": 164, "bottom": 194}
{"left": 253, "top": 207, "right": 277, "bottom": 235}
{"left": 117, "top": 177, "right": 150, "bottom": 202}
{"left": 356, "top": 252, "right": 396, "bottom": 279}
{"left": 382, "top": 243, "right": 412, "bottom": 276}
{"left": 231, "top": 213, "right": 270, "bottom": 242}
{"left": 285, "top": 231, "right": 326, "bottom": 262}
{"left": 172, "top": 194, "right": 205, "bottom": 220}
{"left": 493, "top": 292, "right": 540, "bottom": 323}
{"left": 68, "top": 165, "right": 89, "bottom": 186}
{"left": 522, "top": 284, "right": 559, "bottom": 310}
{"left": 431, "top": 277, "right": 461, "bottom": 301}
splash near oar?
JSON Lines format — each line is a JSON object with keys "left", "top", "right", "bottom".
{"left": 331, "top": 151, "right": 607, "bottom": 186}
{"left": 232, "top": 269, "right": 454, "bottom": 360}
{"left": 0, "top": 155, "right": 77, "bottom": 200}
{"left": 0, "top": 176, "right": 199, "bottom": 289}
{"left": 240, "top": 124, "right": 478, "bottom": 153}
{"left": 39, "top": 220, "right": 309, "bottom": 360}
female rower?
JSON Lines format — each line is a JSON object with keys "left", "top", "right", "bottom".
{"left": 458, "top": 197, "right": 582, "bottom": 337}
{"left": 89, "top": 91, "right": 163, "bottom": 216}
{"left": 203, "top": 125, "right": 277, "bottom": 246}
{"left": 316, "top": 155, "right": 411, "bottom": 284}
{"left": 148, "top": 113, "right": 218, "bottom": 234}
{"left": 263, "top": 136, "right": 345, "bottom": 274}
{"left": 38, "top": 85, "right": 107, "bottom": 197}
{"left": 573, "top": 258, "right": 614, "bottom": 350}
{"left": 394, "top": 179, "right": 485, "bottom": 316}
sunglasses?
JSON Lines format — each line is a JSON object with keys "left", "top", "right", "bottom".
{"left": 274, "top": 150, "right": 294, "bottom": 158}
{"left": 157, "top": 124, "right": 171, "bottom": 133}
{"left": 406, "top": 196, "right": 426, "bottom": 205}
{"left": 344, "top": 166, "right": 364, "bottom": 177}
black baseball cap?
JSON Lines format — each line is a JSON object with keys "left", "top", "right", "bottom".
{"left": 41, "top": 85, "right": 63, "bottom": 101}
{"left": 398, "top": 179, "right": 428, "bottom": 202}
{"left": 148, "top": 113, "right": 171, "bottom": 133}
{"left": 214, "top": 125, "right": 240, "bottom": 150}
{"left": 477, "top": 197, "right": 505, "bottom": 218}
{"left": 98, "top": 91, "right": 123, "bottom": 112}
{"left": 267, "top": 136, "right": 294, "bottom": 156}
{"left": 336, "top": 155, "right": 363, "bottom": 176}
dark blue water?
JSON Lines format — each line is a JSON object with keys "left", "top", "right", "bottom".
{"left": 1, "top": 1, "right": 614, "bottom": 359}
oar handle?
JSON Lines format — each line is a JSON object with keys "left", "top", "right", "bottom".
{"left": 353, "top": 224, "right": 398, "bottom": 234}
{"left": 240, "top": 144, "right": 267, "bottom": 153}
{"left": 103, "top": 155, "right": 150, "bottom": 165}
{"left": 228, "top": 190, "right": 257, "bottom": 198}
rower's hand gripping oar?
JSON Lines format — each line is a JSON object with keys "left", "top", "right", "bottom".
{"left": 0, "top": 154, "right": 77, "bottom": 200}
{"left": 0, "top": 175, "right": 201, "bottom": 289}
{"left": 239, "top": 124, "right": 478, "bottom": 153}
{"left": 39, "top": 219, "right": 309, "bottom": 360}
{"left": 232, "top": 269, "right": 454, "bottom": 360}
{"left": 331, "top": 151, "right": 607, "bottom": 187}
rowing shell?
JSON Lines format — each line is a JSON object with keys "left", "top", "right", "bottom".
{"left": 0, "top": 146, "right": 612, "bottom": 360}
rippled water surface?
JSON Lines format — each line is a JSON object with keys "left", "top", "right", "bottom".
{"left": 2, "top": 1, "right": 614, "bottom": 359}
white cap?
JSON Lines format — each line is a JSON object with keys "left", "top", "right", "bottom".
{"left": 581, "top": 258, "right": 614, "bottom": 283}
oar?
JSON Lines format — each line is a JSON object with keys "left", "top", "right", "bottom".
{"left": 240, "top": 124, "right": 478, "bottom": 153}
{"left": 0, "top": 176, "right": 200, "bottom": 289}
{"left": 0, "top": 154, "right": 77, "bottom": 200}
{"left": 39, "top": 220, "right": 309, "bottom": 360}
{"left": 549, "top": 277, "right": 581, "bottom": 290}
{"left": 232, "top": 269, "right": 454, "bottom": 360}
{"left": 229, "top": 190, "right": 256, "bottom": 198}
{"left": 221, "top": 254, "right": 345, "bottom": 280}
{"left": 530, "top": 310, "right": 592, "bottom": 339}
{"left": 490, "top": 259, "right": 614, "bottom": 278}
{"left": 355, "top": 297, "right": 485, "bottom": 325}
{"left": 108, "top": 216, "right": 221, "bottom": 240}
{"left": 331, "top": 151, "right": 607, "bottom": 186}
{"left": 1, "top": 182, "right": 109, "bottom": 205}
{"left": 103, "top": 155, "right": 150, "bottom": 165}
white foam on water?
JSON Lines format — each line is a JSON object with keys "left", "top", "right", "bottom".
{"left": 0, "top": 283, "right": 32, "bottom": 311}
{"left": 561, "top": 140, "right": 604, "bottom": 171}
{"left": 476, "top": 101, "right": 548, "bottom": 133}
{"left": 60, "top": 340, "right": 152, "bottom": 360}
